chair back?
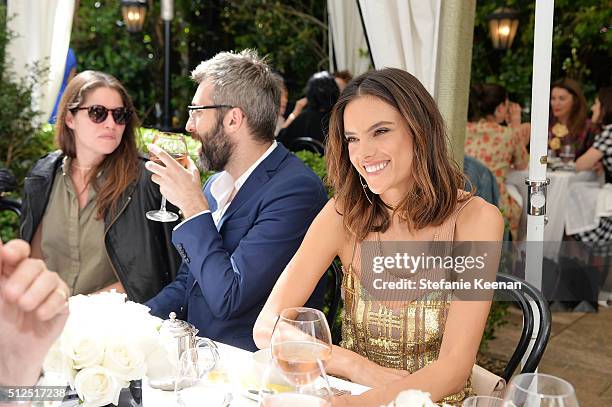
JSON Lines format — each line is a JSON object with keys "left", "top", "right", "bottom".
{"left": 0, "top": 168, "right": 21, "bottom": 217}
{"left": 496, "top": 273, "right": 552, "bottom": 381}
{"left": 289, "top": 137, "right": 325, "bottom": 155}
{"left": 326, "top": 261, "right": 342, "bottom": 333}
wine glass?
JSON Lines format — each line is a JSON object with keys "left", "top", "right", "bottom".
{"left": 462, "top": 396, "right": 504, "bottom": 407}
{"left": 270, "top": 307, "right": 332, "bottom": 394}
{"left": 502, "top": 373, "right": 579, "bottom": 407}
{"left": 559, "top": 143, "right": 575, "bottom": 164}
{"left": 146, "top": 132, "right": 189, "bottom": 222}
{"left": 257, "top": 357, "right": 332, "bottom": 407}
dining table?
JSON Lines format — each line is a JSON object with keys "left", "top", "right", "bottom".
{"left": 506, "top": 168, "right": 598, "bottom": 243}
{"left": 141, "top": 341, "right": 370, "bottom": 406}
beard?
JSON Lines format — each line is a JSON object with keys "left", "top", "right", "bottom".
{"left": 197, "top": 115, "right": 234, "bottom": 172}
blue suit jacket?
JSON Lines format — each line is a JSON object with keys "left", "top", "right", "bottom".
{"left": 146, "top": 144, "right": 328, "bottom": 351}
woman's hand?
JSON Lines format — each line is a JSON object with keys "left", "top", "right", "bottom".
{"left": 507, "top": 102, "right": 522, "bottom": 128}
{"left": 327, "top": 345, "right": 409, "bottom": 388}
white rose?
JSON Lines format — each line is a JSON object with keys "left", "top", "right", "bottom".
{"left": 102, "top": 342, "right": 146, "bottom": 382}
{"left": 74, "top": 366, "right": 125, "bottom": 407}
{"left": 43, "top": 339, "right": 77, "bottom": 386}
{"left": 144, "top": 340, "right": 174, "bottom": 380}
{"left": 388, "top": 390, "right": 437, "bottom": 407}
{"left": 62, "top": 335, "right": 105, "bottom": 370}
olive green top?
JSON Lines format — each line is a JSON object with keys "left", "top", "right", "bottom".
{"left": 40, "top": 157, "right": 117, "bottom": 295}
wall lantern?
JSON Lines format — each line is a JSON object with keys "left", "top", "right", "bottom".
{"left": 487, "top": 7, "right": 520, "bottom": 50}
{"left": 121, "top": 0, "right": 148, "bottom": 33}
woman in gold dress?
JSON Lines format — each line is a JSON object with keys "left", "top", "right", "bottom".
{"left": 253, "top": 68, "right": 503, "bottom": 406}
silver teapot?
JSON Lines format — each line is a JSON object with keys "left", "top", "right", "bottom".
{"left": 149, "top": 312, "right": 220, "bottom": 391}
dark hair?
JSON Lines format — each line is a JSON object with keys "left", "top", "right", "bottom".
{"left": 597, "top": 86, "right": 612, "bottom": 126}
{"left": 326, "top": 68, "right": 468, "bottom": 240}
{"left": 56, "top": 70, "right": 140, "bottom": 220}
{"left": 333, "top": 70, "right": 353, "bottom": 83}
{"left": 468, "top": 84, "right": 508, "bottom": 121}
{"left": 551, "top": 78, "right": 588, "bottom": 137}
{"left": 305, "top": 71, "right": 340, "bottom": 112}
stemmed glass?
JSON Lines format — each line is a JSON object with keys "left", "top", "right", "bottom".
{"left": 261, "top": 307, "right": 333, "bottom": 406}
{"left": 462, "top": 396, "right": 504, "bottom": 407}
{"left": 559, "top": 144, "right": 576, "bottom": 164}
{"left": 502, "top": 373, "right": 579, "bottom": 407}
{"left": 146, "top": 132, "right": 189, "bottom": 222}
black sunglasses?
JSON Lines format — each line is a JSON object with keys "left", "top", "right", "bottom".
{"left": 74, "top": 105, "right": 132, "bottom": 125}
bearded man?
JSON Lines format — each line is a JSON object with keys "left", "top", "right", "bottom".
{"left": 145, "top": 50, "right": 327, "bottom": 351}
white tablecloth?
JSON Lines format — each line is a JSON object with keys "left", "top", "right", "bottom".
{"left": 142, "top": 342, "right": 369, "bottom": 406}
{"left": 506, "top": 169, "right": 598, "bottom": 241}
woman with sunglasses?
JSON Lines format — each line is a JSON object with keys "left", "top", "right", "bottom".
{"left": 20, "top": 70, "right": 180, "bottom": 302}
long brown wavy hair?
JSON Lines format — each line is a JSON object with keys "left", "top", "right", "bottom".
{"left": 55, "top": 70, "right": 140, "bottom": 220}
{"left": 326, "top": 68, "right": 468, "bottom": 241}
{"left": 551, "top": 78, "right": 588, "bottom": 138}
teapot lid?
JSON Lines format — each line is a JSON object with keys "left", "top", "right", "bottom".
{"left": 160, "top": 312, "right": 198, "bottom": 337}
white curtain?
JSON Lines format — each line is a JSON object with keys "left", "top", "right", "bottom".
{"left": 327, "top": 0, "right": 370, "bottom": 76}
{"left": 357, "top": 0, "right": 442, "bottom": 97}
{"left": 6, "top": 0, "right": 75, "bottom": 123}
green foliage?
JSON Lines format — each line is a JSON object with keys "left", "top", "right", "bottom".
{"left": 481, "top": 302, "right": 510, "bottom": 352}
{"left": 0, "top": 8, "right": 53, "bottom": 188}
{"left": 0, "top": 7, "right": 56, "bottom": 242}
{"left": 71, "top": 0, "right": 328, "bottom": 127}
{"left": 472, "top": 0, "right": 611, "bottom": 107}
{"left": 222, "top": 0, "right": 328, "bottom": 96}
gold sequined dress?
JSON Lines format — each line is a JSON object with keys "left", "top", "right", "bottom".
{"left": 340, "top": 198, "right": 475, "bottom": 405}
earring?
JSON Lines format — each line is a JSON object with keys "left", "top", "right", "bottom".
{"left": 359, "top": 174, "right": 373, "bottom": 205}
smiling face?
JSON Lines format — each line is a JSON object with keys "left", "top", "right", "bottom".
{"left": 551, "top": 87, "right": 574, "bottom": 122}
{"left": 344, "top": 96, "right": 414, "bottom": 206}
{"left": 65, "top": 87, "right": 125, "bottom": 161}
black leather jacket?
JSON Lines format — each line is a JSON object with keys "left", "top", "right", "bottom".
{"left": 20, "top": 151, "right": 181, "bottom": 303}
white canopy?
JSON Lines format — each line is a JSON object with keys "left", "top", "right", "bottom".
{"left": 327, "top": 0, "right": 370, "bottom": 76}
{"left": 6, "top": 0, "right": 75, "bottom": 123}
{"left": 357, "top": 0, "right": 441, "bottom": 97}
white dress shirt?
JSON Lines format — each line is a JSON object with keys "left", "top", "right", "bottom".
{"left": 174, "top": 141, "right": 278, "bottom": 231}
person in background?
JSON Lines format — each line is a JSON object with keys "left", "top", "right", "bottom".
{"left": 0, "top": 238, "right": 69, "bottom": 389}
{"left": 548, "top": 78, "right": 593, "bottom": 158}
{"left": 333, "top": 70, "right": 353, "bottom": 92}
{"left": 574, "top": 87, "right": 612, "bottom": 243}
{"left": 576, "top": 87, "right": 612, "bottom": 181}
{"left": 277, "top": 71, "right": 340, "bottom": 147}
{"left": 254, "top": 68, "right": 503, "bottom": 405}
{"left": 272, "top": 73, "right": 289, "bottom": 137}
{"left": 48, "top": 48, "right": 78, "bottom": 124}
{"left": 20, "top": 71, "right": 180, "bottom": 303}
{"left": 464, "top": 84, "right": 528, "bottom": 241}
{"left": 145, "top": 50, "right": 327, "bottom": 351}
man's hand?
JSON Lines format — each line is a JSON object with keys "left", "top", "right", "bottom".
{"left": 145, "top": 144, "right": 208, "bottom": 219}
{"left": 0, "top": 239, "right": 69, "bottom": 386}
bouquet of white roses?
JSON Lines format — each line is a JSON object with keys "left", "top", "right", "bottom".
{"left": 43, "top": 291, "right": 172, "bottom": 407}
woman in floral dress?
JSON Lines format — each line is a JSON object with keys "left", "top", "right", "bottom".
{"left": 465, "top": 84, "right": 528, "bottom": 240}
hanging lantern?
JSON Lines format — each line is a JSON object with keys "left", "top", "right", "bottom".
{"left": 486, "top": 8, "right": 520, "bottom": 50}
{"left": 121, "top": 0, "right": 148, "bottom": 33}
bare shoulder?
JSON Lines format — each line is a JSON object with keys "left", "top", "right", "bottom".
{"left": 455, "top": 196, "right": 504, "bottom": 241}
{"left": 305, "top": 198, "right": 346, "bottom": 241}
